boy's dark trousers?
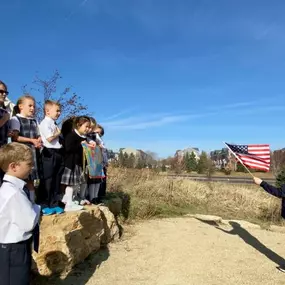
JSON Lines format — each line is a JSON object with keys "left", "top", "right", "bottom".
{"left": 38, "top": 147, "right": 64, "bottom": 208}
{"left": 98, "top": 167, "right": 107, "bottom": 202}
{"left": 0, "top": 239, "right": 32, "bottom": 285}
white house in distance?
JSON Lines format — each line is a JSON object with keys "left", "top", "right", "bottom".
{"left": 175, "top": 147, "right": 200, "bottom": 160}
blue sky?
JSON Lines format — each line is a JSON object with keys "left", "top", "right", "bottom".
{"left": 2, "top": 0, "right": 285, "bottom": 157}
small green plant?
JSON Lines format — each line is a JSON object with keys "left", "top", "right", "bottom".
{"left": 276, "top": 168, "right": 285, "bottom": 188}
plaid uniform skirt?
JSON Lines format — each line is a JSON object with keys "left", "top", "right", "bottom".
{"left": 61, "top": 165, "right": 86, "bottom": 186}
{"left": 28, "top": 146, "right": 41, "bottom": 181}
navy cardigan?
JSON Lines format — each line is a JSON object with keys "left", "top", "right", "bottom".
{"left": 260, "top": 181, "right": 285, "bottom": 218}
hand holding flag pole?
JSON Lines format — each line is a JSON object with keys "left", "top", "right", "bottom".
{"left": 223, "top": 142, "right": 255, "bottom": 178}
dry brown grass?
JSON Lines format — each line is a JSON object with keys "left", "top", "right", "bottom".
{"left": 160, "top": 170, "right": 275, "bottom": 178}
{"left": 107, "top": 167, "right": 282, "bottom": 225}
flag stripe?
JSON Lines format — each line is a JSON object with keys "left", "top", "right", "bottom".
{"left": 226, "top": 142, "right": 270, "bottom": 172}
{"left": 244, "top": 161, "right": 270, "bottom": 168}
{"left": 248, "top": 151, "right": 270, "bottom": 155}
{"left": 243, "top": 162, "right": 270, "bottom": 171}
{"left": 248, "top": 144, "right": 270, "bottom": 148}
{"left": 238, "top": 155, "right": 269, "bottom": 166}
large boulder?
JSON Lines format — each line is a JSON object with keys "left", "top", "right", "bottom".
{"left": 32, "top": 205, "right": 120, "bottom": 276}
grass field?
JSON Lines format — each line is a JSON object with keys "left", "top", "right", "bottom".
{"left": 107, "top": 167, "right": 282, "bottom": 226}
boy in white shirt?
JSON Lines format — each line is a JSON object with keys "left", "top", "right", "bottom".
{"left": 38, "top": 100, "right": 64, "bottom": 215}
{"left": 0, "top": 142, "right": 41, "bottom": 285}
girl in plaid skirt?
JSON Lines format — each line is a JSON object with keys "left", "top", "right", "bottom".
{"left": 61, "top": 116, "right": 91, "bottom": 211}
{"left": 10, "top": 94, "right": 42, "bottom": 202}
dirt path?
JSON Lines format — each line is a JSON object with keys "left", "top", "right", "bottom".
{"left": 44, "top": 217, "right": 285, "bottom": 285}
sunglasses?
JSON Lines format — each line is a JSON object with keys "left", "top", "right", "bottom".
{"left": 0, "top": 90, "right": 9, "bottom": 95}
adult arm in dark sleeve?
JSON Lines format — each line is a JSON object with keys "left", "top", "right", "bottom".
{"left": 260, "top": 181, "right": 285, "bottom": 198}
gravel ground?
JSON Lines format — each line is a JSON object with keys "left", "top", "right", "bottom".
{"left": 38, "top": 217, "right": 285, "bottom": 285}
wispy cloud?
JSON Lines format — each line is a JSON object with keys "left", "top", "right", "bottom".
{"left": 101, "top": 97, "right": 284, "bottom": 131}
{"left": 207, "top": 101, "right": 255, "bottom": 111}
{"left": 252, "top": 21, "right": 277, "bottom": 40}
{"left": 65, "top": 0, "right": 90, "bottom": 20}
{"left": 103, "top": 108, "right": 135, "bottom": 121}
{"left": 102, "top": 112, "right": 218, "bottom": 130}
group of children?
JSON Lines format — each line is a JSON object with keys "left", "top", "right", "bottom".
{"left": 0, "top": 82, "right": 108, "bottom": 214}
{"left": 0, "top": 80, "right": 108, "bottom": 284}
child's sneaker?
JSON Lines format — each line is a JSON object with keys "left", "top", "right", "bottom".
{"left": 65, "top": 204, "right": 83, "bottom": 212}
{"left": 52, "top": 206, "right": 64, "bottom": 214}
{"left": 80, "top": 199, "right": 91, "bottom": 206}
{"left": 42, "top": 207, "right": 55, "bottom": 216}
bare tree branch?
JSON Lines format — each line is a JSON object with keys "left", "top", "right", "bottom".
{"left": 23, "top": 70, "right": 89, "bottom": 123}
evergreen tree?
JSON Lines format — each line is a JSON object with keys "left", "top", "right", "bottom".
{"left": 183, "top": 152, "right": 190, "bottom": 172}
{"left": 127, "top": 153, "right": 136, "bottom": 168}
{"left": 188, "top": 152, "right": 198, "bottom": 172}
{"left": 236, "top": 162, "right": 247, "bottom": 173}
{"left": 183, "top": 151, "right": 198, "bottom": 172}
{"left": 123, "top": 152, "right": 129, "bottom": 167}
{"left": 276, "top": 168, "right": 285, "bottom": 188}
{"left": 118, "top": 150, "right": 125, "bottom": 167}
{"left": 161, "top": 164, "right": 167, "bottom": 172}
{"left": 197, "top": 151, "right": 209, "bottom": 174}
{"left": 136, "top": 157, "right": 145, "bottom": 169}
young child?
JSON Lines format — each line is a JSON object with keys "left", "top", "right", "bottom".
{"left": 10, "top": 94, "right": 42, "bottom": 202}
{"left": 0, "top": 81, "right": 11, "bottom": 184}
{"left": 95, "top": 125, "right": 108, "bottom": 203}
{"left": 61, "top": 116, "right": 91, "bottom": 211}
{"left": 86, "top": 117, "right": 102, "bottom": 204}
{"left": 38, "top": 100, "right": 64, "bottom": 215}
{"left": 0, "top": 143, "right": 41, "bottom": 285}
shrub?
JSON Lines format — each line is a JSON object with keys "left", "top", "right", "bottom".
{"left": 276, "top": 168, "right": 285, "bottom": 188}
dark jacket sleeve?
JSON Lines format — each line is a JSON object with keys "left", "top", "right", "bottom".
{"left": 64, "top": 132, "right": 82, "bottom": 153}
{"left": 260, "top": 181, "right": 285, "bottom": 198}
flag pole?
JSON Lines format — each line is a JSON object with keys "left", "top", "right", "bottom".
{"left": 223, "top": 142, "right": 254, "bottom": 178}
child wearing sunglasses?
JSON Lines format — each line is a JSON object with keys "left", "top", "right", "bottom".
{"left": 0, "top": 81, "right": 11, "bottom": 185}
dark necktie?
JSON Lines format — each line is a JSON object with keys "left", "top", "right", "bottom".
{"left": 23, "top": 186, "right": 40, "bottom": 253}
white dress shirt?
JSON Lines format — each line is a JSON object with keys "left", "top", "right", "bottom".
{"left": 39, "top": 116, "right": 62, "bottom": 149}
{"left": 0, "top": 175, "right": 41, "bottom": 243}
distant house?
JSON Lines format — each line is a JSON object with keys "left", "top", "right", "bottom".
{"left": 175, "top": 147, "right": 200, "bottom": 161}
{"left": 121, "top": 148, "right": 152, "bottom": 161}
{"left": 121, "top": 147, "right": 140, "bottom": 157}
{"left": 210, "top": 148, "right": 229, "bottom": 169}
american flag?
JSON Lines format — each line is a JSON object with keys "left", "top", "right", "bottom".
{"left": 225, "top": 143, "right": 270, "bottom": 172}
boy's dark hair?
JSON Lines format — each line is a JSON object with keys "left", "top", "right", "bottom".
{"left": 0, "top": 80, "right": 8, "bottom": 91}
{"left": 73, "top": 116, "right": 90, "bottom": 130}
{"left": 97, "top": 124, "right": 104, "bottom": 136}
